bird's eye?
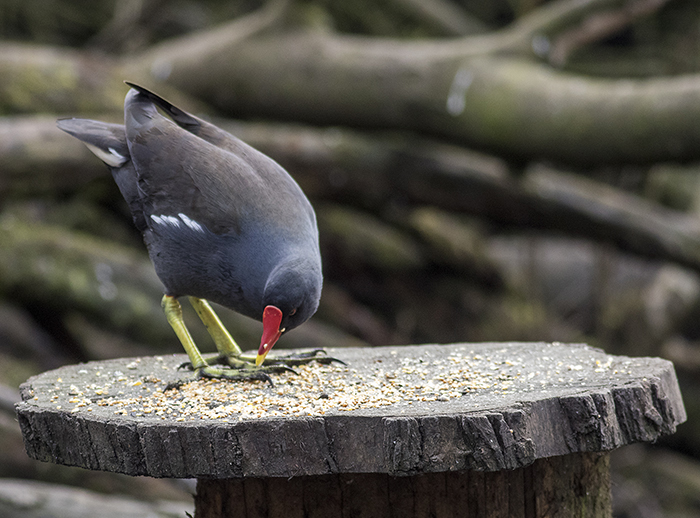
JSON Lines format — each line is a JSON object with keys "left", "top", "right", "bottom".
{"left": 289, "top": 308, "right": 297, "bottom": 316}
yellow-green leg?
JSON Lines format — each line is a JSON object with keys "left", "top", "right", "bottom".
{"left": 162, "top": 295, "right": 207, "bottom": 371}
{"left": 162, "top": 295, "right": 273, "bottom": 382}
{"left": 188, "top": 297, "right": 243, "bottom": 358}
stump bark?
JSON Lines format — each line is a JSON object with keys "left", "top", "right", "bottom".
{"left": 16, "top": 342, "right": 686, "bottom": 517}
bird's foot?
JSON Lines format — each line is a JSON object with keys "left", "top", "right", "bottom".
{"left": 173, "top": 357, "right": 298, "bottom": 387}
{"left": 166, "top": 364, "right": 294, "bottom": 390}
{"left": 178, "top": 355, "right": 298, "bottom": 372}
{"left": 171, "top": 350, "right": 344, "bottom": 389}
{"left": 196, "top": 365, "right": 276, "bottom": 384}
{"left": 257, "top": 349, "right": 346, "bottom": 367}
{"left": 181, "top": 349, "right": 344, "bottom": 369}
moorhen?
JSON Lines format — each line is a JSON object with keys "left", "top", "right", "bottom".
{"left": 58, "top": 83, "right": 327, "bottom": 382}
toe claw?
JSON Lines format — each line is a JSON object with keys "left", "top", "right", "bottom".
{"left": 164, "top": 379, "right": 187, "bottom": 391}
{"left": 318, "top": 356, "right": 346, "bottom": 366}
{"left": 245, "top": 371, "right": 274, "bottom": 386}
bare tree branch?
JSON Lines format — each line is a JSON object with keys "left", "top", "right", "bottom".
{"left": 386, "top": 0, "right": 490, "bottom": 36}
{"left": 139, "top": 35, "right": 700, "bottom": 164}
{"left": 0, "top": 44, "right": 125, "bottom": 114}
{"left": 0, "top": 115, "right": 114, "bottom": 198}
{"left": 548, "top": 0, "right": 671, "bottom": 66}
{"left": 0, "top": 0, "right": 680, "bottom": 164}
{"left": 135, "top": 0, "right": 290, "bottom": 82}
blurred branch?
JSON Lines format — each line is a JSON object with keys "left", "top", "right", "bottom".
{"left": 130, "top": 0, "right": 651, "bottom": 68}
{"left": 0, "top": 218, "right": 171, "bottom": 345}
{"left": 0, "top": 116, "right": 111, "bottom": 199}
{"left": 117, "top": 0, "right": 691, "bottom": 165}
{"left": 174, "top": 48, "right": 700, "bottom": 164}
{"left": 522, "top": 165, "right": 700, "bottom": 272}
{"left": 88, "top": 0, "right": 168, "bottom": 53}
{"left": 385, "top": 0, "right": 489, "bottom": 36}
{"left": 501, "top": 0, "right": 663, "bottom": 54}
{"left": 0, "top": 44, "right": 125, "bottom": 114}
{"left": 0, "top": 0, "right": 681, "bottom": 164}
{"left": 134, "top": 0, "right": 290, "bottom": 83}
{"left": 548, "top": 0, "right": 671, "bottom": 66}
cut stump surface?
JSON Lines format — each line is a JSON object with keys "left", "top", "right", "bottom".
{"left": 16, "top": 342, "right": 686, "bottom": 479}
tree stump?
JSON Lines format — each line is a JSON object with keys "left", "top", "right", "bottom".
{"left": 16, "top": 342, "right": 686, "bottom": 517}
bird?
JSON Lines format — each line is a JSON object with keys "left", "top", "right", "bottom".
{"left": 57, "top": 82, "right": 328, "bottom": 382}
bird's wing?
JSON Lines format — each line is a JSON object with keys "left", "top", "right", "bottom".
{"left": 123, "top": 88, "right": 314, "bottom": 236}
{"left": 56, "top": 118, "right": 147, "bottom": 231}
{"left": 124, "top": 82, "right": 275, "bottom": 169}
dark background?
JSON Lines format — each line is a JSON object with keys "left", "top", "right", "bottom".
{"left": 1, "top": 0, "right": 700, "bottom": 516}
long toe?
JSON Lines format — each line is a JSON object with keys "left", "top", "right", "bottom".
{"left": 259, "top": 364, "right": 298, "bottom": 375}
{"left": 262, "top": 349, "right": 346, "bottom": 366}
{"left": 197, "top": 366, "right": 274, "bottom": 385}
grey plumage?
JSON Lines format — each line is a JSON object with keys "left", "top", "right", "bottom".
{"left": 57, "top": 84, "right": 322, "bottom": 336}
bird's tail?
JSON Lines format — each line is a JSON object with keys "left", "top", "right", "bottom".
{"left": 56, "top": 119, "right": 129, "bottom": 168}
{"left": 57, "top": 118, "right": 146, "bottom": 231}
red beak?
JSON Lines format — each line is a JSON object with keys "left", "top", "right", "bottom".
{"left": 257, "top": 305, "right": 283, "bottom": 366}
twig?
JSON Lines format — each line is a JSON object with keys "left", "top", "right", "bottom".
{"left": 548, "top": 0, "right": 671, "bottom": 66}
{"left": 386, "top": 0, "right": 489, "bottom": 36}
{"left": 134, "top": 0, "right": 290, "bottom": 81}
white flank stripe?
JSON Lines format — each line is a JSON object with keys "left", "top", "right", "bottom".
{"left": 178, "top": 213, "right": 204, "bottom": 232}
{"left": 150, "top": 214, "right": 180, "bottom": 227}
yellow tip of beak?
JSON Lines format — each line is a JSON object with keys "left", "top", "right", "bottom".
{"left": 255, "top": 352, "right": 268, "bottom": 367}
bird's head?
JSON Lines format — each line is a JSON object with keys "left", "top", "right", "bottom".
{"left": 257, "top": 257, "right": 322, "bottom": 365}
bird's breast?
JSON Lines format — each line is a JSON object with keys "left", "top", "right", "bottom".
{"left": 144, "top": 214, "right": 286, "bottom": 319}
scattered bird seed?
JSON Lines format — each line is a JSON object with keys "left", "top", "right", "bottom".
{"left": 30, "top": 344, "right": 621, "bottom": 423}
